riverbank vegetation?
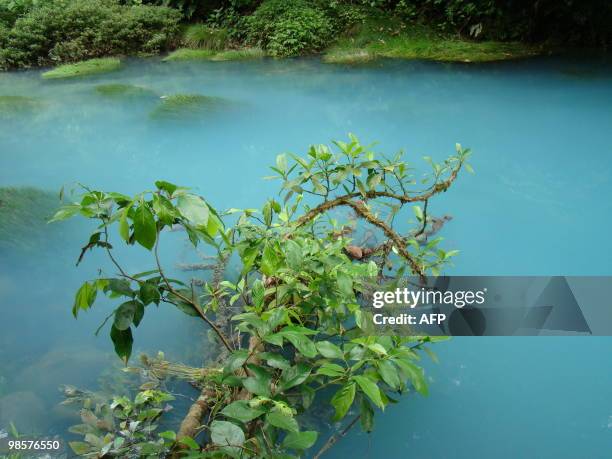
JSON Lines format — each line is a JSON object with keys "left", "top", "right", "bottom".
{"left": 52, "top": 136, "right": 470, "bottom": 457}
{"left": 1, "top": 0, "right": 610, "bottom": 70}
{"left": 42, "top": 58, "right": 122, "bottom": 79}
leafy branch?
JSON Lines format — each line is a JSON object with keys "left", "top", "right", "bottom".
{"left": 52, "top": 134, "right": 471, "bottom": 458}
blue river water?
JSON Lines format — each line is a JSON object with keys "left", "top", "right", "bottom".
{"left": 0, "top": 55, "right": 611, "bottom": 457}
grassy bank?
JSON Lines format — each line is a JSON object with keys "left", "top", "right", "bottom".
{"left": 323, "top": 20, "right": 540, "bottom": 64}
{"left": 42, "top": 58, "right": 122, "bottom": 79}
{"left": 163, "top": 47, "right": 265, "bottom": 62}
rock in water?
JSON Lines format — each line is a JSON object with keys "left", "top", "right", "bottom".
{"left": 0, "top": 391, "right": 47, "bottom": 434}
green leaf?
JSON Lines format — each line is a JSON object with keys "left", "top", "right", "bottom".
{"left": 251, "top": 279, "right": 265, "bottom": 309}
{"left": 113, "top": 300, "right": 139, "bottom": 331}
{"left": 413, "top": 205, "right": 424, "bottom": 222}
{"left": 110, "top": 325, "right": 133, "bottom": 364}
{"left": 280, "top": 331, "right": 317, "bottom": 358}
{"left": 73, "top": 281, "right": 98, "bottom": 318}
{"left": 243, "top": 374, "right": 271, "bottom": 397}
{"left": 266, "top": 410, "right": 298, "bottom": 433}
{"left": 367, "top": 343, "right": 388, "bottom": 356}
{"left": 331, "top": 382, "right": 356, "bottom": 421}
{"left": 177, "top": 194, "right": 209, "bottom": 227}
{"left": 139, "top": 282, "right": 160, "bottom": 305}
{"left": 377, "top": 360, "right": 401, "bottom": 390}
{"left": 133, "top": 204, "right": 156, "bottom": 250}
{"left": 49, "top": 204, "right": 80, "bottom": 223}
{"left": 152, "top": 194, "right": 177, "bottom": 225}
{"left": 155, "top": 180, "right": 178, "bottom": 195}
{"left": 393, "top": 358, "right": 428, "bottom": 396}
{"left": 132, "top": 301, "right": 145, "bottom": 328}
{"left": 360, "top": 398, "right": 374, "bottom": 433}
{"left": 118, "top": 206, "right": 130, "bottom": 242}
{"left": 225, "top": 350, "right": 249, "bottom": 373}
{"left": 260, "top": 352, "right": 290, "bottom": 370}
{"left": 263, "top": 333, "right": 284, "bottom": 347}
{"left": 221, "top": 400, "right": 266, "bottom": 423}
{"left": 105, "top": 278, "right": 133, "bottom": 297}
{"left": 158, "top": 431, "right": 176, "bottom": 441}
{"left": 179, "top": 436, "right": 199, "bottom": 450}
{"left": 282, "top": 430, "right": 318, "bottom": 450}
{"left": 316, "top": 341, "right": 343, "bottom": 359}
{"left": 279, "top": 363, "right": 311, "bottom": 391}
{"left": 352, "top": 375, "right": 384, "bottom": 410}
{"left": 316, "top": 363, "right": 345, "bottom": 377}
{"left": 285, "top": 239, "right": 302, "bottom": 270}
{"left": 69, "top": 441, "right": 91, "bottom": 455}
{"left": 336, "top": 271, "right": 353, "bottom": 297}
{"left": 261, "top": 243, "right": 279, "bottom": 276}
{"left": 211, "top": 421, "right": 245, "bottom": 450}
{"left": 276, "top": 154, "right": 288, "bottom": 173}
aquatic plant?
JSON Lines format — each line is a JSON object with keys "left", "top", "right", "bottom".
{"left": 42, "top": 58, "right": 122, "bottom": 80}
{"left": 53, "top": 135, "right": 471, "bottom": 457}
{"left": 149, "top": 93, "right": 229, "bottom": 119}
{"left": 63, "top": 386, "right": 176, "bottom": 457}
{"left": 0, "top": 187, "right": 59, "bottom": 252}
{"left": 0, "top": 95, "right": 44, "bottom": 117}
{"left": 94, "top": 83, "right": 157, "bottom": 99}
{"left": 182, "top": 24, "right": 229, "bottom": 50}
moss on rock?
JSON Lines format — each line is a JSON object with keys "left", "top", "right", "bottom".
{"left": 94, "top": 83, "right": 157, "bottom": 99}
{"left": 42, "top": 58, "right": 122, "bottom": 79}
{"left": 0, "top": 187, "right": 60, "bottom": 252}
{"left": 0, "top": 96, "right": 45, "bottom": 117}
{"left": 150, "top": 93, "right": 230, "bottom": 120}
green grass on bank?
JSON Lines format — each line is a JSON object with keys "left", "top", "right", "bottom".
{"left": 324, "top": 20, "right": 540, "bottom": 64}
{"left": 42, "top": 58, "right": 122, "bottom": 79}
{"left": 163, "top": 48, "right": 265, "bottom": 62}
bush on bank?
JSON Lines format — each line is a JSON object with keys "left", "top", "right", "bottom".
{"left": 0, "top": 0, "right": 181, "bottom": 70}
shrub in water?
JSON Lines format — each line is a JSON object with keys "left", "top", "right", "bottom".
{"left": 0, "top": 0, "right": 181, "bottom": 70}
{"left": 246, "top": 0, "right": 333, "bottom": 57}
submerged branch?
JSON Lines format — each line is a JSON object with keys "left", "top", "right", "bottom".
{"left": 313, "top": 413, "right": 361, "bottom": 459}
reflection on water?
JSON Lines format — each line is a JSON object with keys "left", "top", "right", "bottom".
{"left": 0, "top": 55, "right": 611, "bottom": 457}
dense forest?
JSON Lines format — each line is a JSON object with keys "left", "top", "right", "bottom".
{"left": 1, "top": 0, "right": 610, "bottom": 69}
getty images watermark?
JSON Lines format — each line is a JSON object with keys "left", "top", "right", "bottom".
{"left": 366, "top": 277, "right": 609, "bottom": 336}
{"left": 371, "top": 286, "right": 488, "bottom": 326}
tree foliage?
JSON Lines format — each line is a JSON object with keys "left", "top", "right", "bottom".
{"left": 53, "top": 135, "right": 471, "bottom": 457}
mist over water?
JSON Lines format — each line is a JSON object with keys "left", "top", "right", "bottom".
{"left": 1, "top": 55, "right": 611, "bottom": 457}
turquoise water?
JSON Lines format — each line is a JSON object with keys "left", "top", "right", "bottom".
{"left": 1, "top": 55, "right": 611, "bottom": 457}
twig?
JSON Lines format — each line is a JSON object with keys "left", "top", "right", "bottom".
{"left": 313, "top": 414, "right": 361, "bottom": 459}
